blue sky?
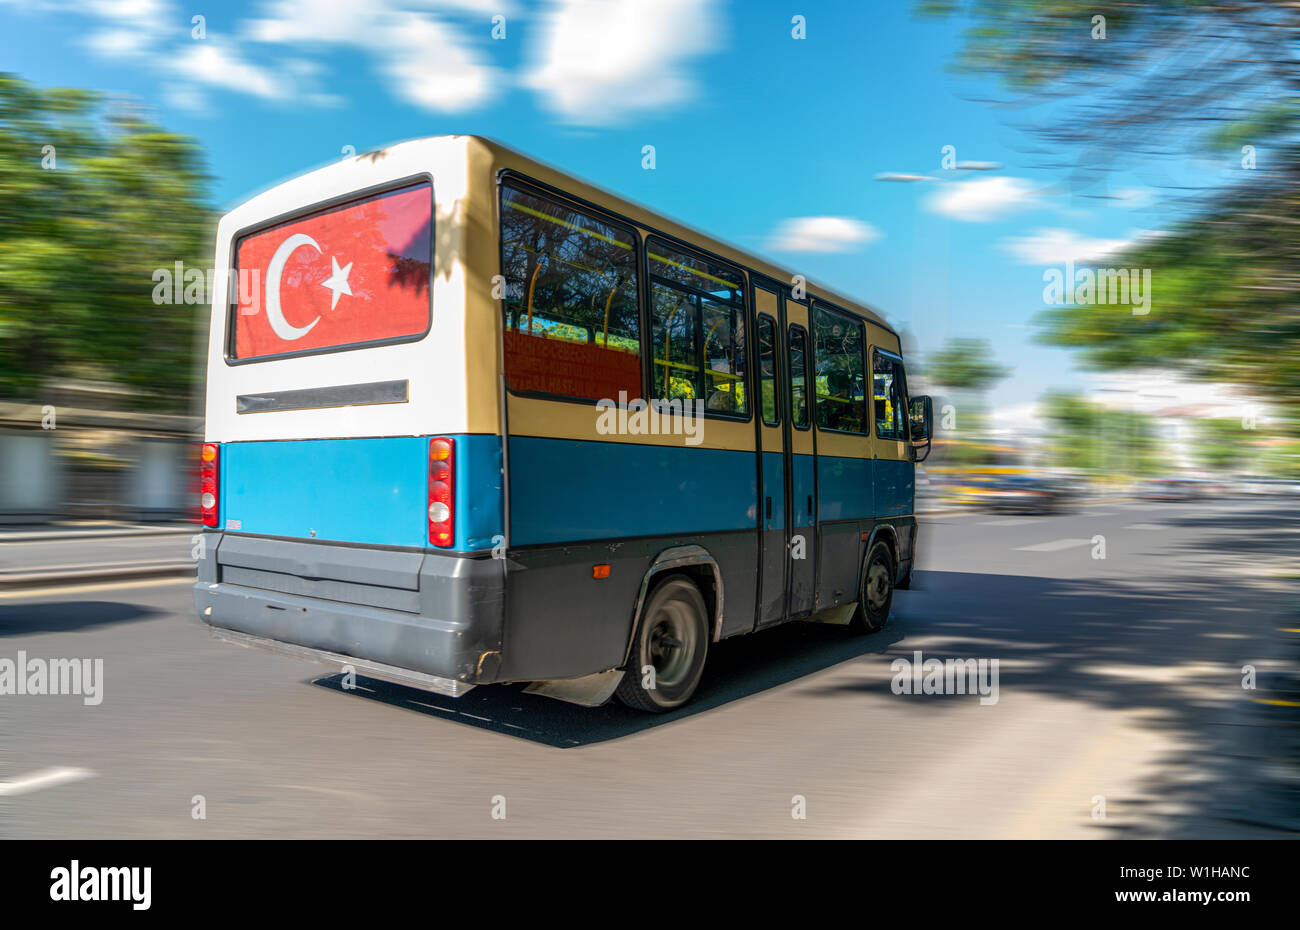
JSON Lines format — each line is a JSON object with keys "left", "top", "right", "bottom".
{"left": 1, "top": 0, "right": 1210, "bottom": 416}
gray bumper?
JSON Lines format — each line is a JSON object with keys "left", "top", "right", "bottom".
{"left": 195, "top": 532, "right": 505, "bottom": 685}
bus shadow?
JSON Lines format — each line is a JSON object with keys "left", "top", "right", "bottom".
{"left": 310, "top": 620, "right": 905, "bottom": 748}
{"left": 0, "top": 600, "right": 164, "bottom": 636}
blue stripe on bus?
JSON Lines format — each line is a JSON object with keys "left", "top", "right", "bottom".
{"left": 508, "top": 436, "right": 758, "bottom": 546}
{"left": 874, "top": 457, "right": 914, "bottom": 517}
{"left": 792, "top": 451, "right": 816, "bottom": 529}
{"left": 761, "top": 451, "right": 784, "bottom": 531}
{"left": 220, "top": 434, "right": 503, "bottom": 551}
{"left": 816, "top": 454, "right": 874, "bottom": 522}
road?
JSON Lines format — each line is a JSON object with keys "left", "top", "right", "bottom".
{"left": 2, "top": 497, "right": 1296, "bottom": 838}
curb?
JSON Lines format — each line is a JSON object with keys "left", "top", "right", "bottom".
{"left": 0, "top": 526, "right": 196, "bottom": 544}
{"left": 0, "top": 561, "right": 196, "bottom": 590}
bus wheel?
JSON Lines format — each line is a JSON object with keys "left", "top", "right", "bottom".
{"left": 616, "top": 575, "right": 709, "bottom": 712}
{"left": 852, "top": 540, "right": 894, "bottom": 633}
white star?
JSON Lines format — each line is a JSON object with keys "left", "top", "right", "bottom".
{"left": 320, "top": 255, "right": 353, "bottom": 310}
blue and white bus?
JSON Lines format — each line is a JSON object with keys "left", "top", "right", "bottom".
{"left": 196, "top": 135, "right": 933, "bottom": 712}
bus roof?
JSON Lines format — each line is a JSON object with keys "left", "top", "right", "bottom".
{"left": 398, "top": 134, "right": 898, "bottom": 340}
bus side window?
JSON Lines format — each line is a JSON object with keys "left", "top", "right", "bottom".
{"left": 873, "top": 349, "right": 908, "bottom": 440}
{"left": 812, "top": 304, "right": 867, "bottom": 434}
{"left": 647, "top": 238, "right": 748, "bottom": 415}
{"left": 499, "top": 183, "right": 643, "bottom": 402}
{"left": 788, "top": 325, "right": 809, "bottom": 429}
{"left": 758, "top": 314, "right": 779, "bottom": 425}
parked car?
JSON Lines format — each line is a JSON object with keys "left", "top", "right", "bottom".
{"left": 985, "top": 475, "right": 1067, "bottom": 513}
{"left": 1136, "top": 478, "right": 1203, "bottom": 501}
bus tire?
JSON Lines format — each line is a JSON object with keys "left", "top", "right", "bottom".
{"left": 852, "top": 540, "right": 894, "bottom": 633}
{"left": 616, "top": 575, "right": 709, "bottom": 712}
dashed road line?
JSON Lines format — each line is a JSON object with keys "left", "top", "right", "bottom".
{"left": 0, "top": 767, "right": 96, "bottom": 797}
{"left": 1016, "top": 538, "right": 1092, "bottom": 552}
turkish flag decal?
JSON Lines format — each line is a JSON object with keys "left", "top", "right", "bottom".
{"left": 232, "top": 181, "right": 432, "bottom": 360}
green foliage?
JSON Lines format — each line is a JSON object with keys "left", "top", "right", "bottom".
{"left": 0, "top": 73, "right": 214, "bottom": 410}
{"left": 1192, "top": 418, "right": 1250, "bottom": 472}
{"left": 1042, "top": 391, "right": 1163, "bottom": 476}
{"left": 925, "top": 338, "right": 1010, "bottom": 393}
{"left": 923, "top": 1, "right": 1300, "bottom": 431}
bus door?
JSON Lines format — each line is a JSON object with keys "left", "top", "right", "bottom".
{"left": 754, "top": 285, "right": 786, "bottom": 626}
{"left": 784, "top": 298, "right": 816, "bottom": 617}
{"left": 870, "top": 340, "right": 914, "bottom": 519}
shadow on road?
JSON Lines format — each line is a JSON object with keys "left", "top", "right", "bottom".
{"left": 0, "top": 600, "right": 164, "bottom": 636}
{"left": 311, "top": 620, "right": 905, "bottom": 748}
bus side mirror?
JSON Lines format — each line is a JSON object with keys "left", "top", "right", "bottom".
{"left": 909, "top": 395, "right": 933, "bottom": 463}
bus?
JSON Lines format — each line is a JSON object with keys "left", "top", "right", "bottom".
{"left": 195, "top": 135, "right": 933, "bottom": 712}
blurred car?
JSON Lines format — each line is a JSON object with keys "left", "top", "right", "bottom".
{"left": 1238, "top": 476, "right": 1300, "bottom": 496}
{"left": 985, "top": 475, "right": 1067, "bottom": 513}
{"left": 1136, "top": 478, "right": 1203, "bottom": 501}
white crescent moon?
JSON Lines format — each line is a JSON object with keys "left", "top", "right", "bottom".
{"left": 265, "top": 232, "right": 322, "bottom": 341}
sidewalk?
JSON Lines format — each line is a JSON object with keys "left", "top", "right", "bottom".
{"left": 0, "top": 521, "right": 197, "bottom": 590}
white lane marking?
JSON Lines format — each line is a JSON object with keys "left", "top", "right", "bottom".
{"left": 1016, "top": 538, "right": 1091, "bottom": 552}
{"left": 979, "top": 518, "right": 1039, "bottom": 526}
{"left": 1124, "top": 523, "right": 1165, "bottom": 530}
{"left": 0, "top": 767, "right": 95, "bottom": 797}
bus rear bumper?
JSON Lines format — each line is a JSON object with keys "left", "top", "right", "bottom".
{"left": 208, "top": 625, "right": 475, "bottom": 697}
{"left": 194, "top": 532, "right": 505, "bottom": 688}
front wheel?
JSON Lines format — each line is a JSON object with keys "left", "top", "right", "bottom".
{"left": 852, "top": 540, "right": 894, "bottom": 633}
{"left": 616, "top": 575, "right": 709, "bottom": 712}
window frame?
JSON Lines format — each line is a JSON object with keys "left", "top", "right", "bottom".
{"left": 224, "top": 173, "right": 435, "bottom": 367}
{"left": 872, "top": 346, "right": 910, "bottom": 441}
{"left": 493, "top": 169, "right": 900, "bottom": 425}
{"left": 787, "top": 322, "right": 811, "bottom": 431}
{"left": 645, "top": 234, "right": 752, "bottom": 423}
{"left": 756, "top": 312, "right": 780, "bottom": 427}
{"left": 810, "top": 300, "right": 869, "bottom": 436}
{"left": 497, "top": 178, "right": 646, "bottom": 407}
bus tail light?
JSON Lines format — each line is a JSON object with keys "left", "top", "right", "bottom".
{"left": 428, "top": 437, "right": 454, "bottom": 547}
{"left": 200, "top": 443, "right": 220, "bottom": 527}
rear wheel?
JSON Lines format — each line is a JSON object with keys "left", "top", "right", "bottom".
{"left": 616, "top": 575, "right": 709, "bottom": 712}
{"left": 852, "top": 540, "right": 894, "bottom": 633}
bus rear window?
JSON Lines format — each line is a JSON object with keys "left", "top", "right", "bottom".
{"left": 500, "top": 184, "right": 642, "bottom": 402}
{"left": 230, "top": 181, "right": 432, "bottom": 361}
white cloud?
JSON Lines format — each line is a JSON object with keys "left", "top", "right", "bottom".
{"left": 926, "top": 176, "right": 1039, "bottom": 222}
{"left": 999, "top": 227, "right": 1155, "bottom": 265}
{"left": 244, "top": 0, "right": 500, "bottom": 112}
{"left": 523, "top": 0, "right": 722, "bottom": 124}
{"left": 875, "top": 172, "right": 936, "bottom": 183}
{"left": 374, "top": 11, "right": 495, "bottom": 112}
{"left": 245, "top": 0, "right": 377, "bottom": 44}
{"left": 169, "top": 41, "right": 286, "bottom": 100}
{"left": 770, "top": 216, "right": 880, "bottom": 253}
{"left": 76, "top": 0, "right": 178, "bottom": 59}
{"left": 1111, "top": 186, "right": 1156, "bottom": 209}
{"left": 84, "top": 28, "right": 154, "bottom": 58}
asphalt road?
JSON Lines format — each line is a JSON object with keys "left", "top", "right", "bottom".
{"left": 2, "top": 497, "right": 1296, "bottom": 838}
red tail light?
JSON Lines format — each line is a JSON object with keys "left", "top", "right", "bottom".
{"left": 200, "top": 443, "right": 220, "bottom": 528}
{"left": 428, "top": 437, "right": 454, "bottom": 547}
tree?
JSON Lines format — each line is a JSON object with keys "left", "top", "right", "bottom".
{"left": 924, "top": 337, "right": 1011, "bottom": 466}
{"left": 921, "top": 2, "right": 1300, "bottom": 422}
{"left": 1042, "top": 391, "right": 1162, "bottom": 476}
{"left": 0, "top": 73, "right": 214, "bottom": 410}
{"left": 925, "top": 337, "right": 1009, "bottom": 393}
